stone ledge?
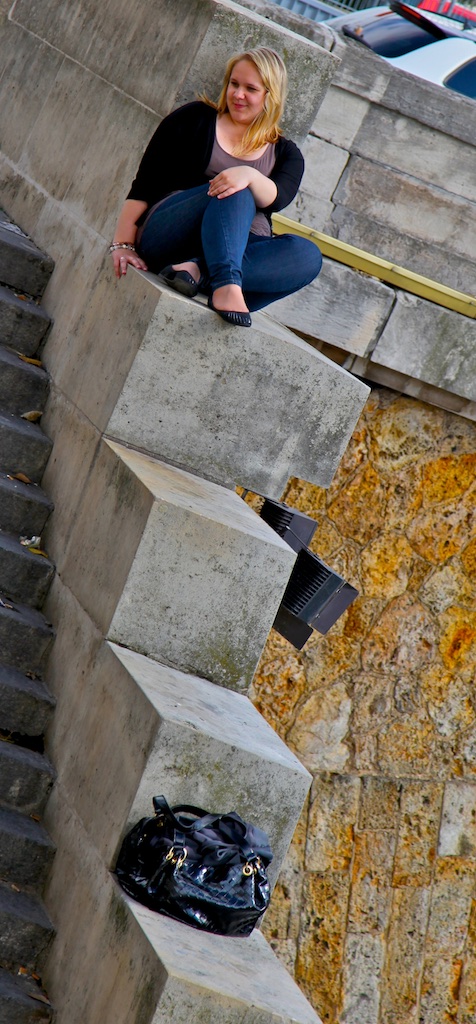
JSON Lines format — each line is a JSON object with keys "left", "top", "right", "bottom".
{"left": 106, "top": 271, "right": 370, "bottom": 496}
{"left": 127, "top": 892, "right": 323, "bottom": 1024}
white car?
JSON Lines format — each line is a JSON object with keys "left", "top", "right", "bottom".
{"left": 327, "top": 0, "right": 476, "bottom": 97}
{"left": 385, "top": 35, "right": 476, "bottom": 95}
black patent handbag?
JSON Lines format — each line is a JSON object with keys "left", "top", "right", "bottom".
{"left": 115, "top": 795, "right": 273, "bottom": 937}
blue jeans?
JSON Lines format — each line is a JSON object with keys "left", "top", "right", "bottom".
{"left": 137, "top": 183, "right": 322, "bottom": 312}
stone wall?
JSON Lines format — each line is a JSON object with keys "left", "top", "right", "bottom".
{"left": 252, "top": 389, "right": 476, "bottom": 1023}
{"left": 242, "top": 0, "right": 476, "bottom": 419}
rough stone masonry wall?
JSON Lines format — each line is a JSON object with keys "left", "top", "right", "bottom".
{"left": 252, "top": 389, "right": 476, "bottom": 1024}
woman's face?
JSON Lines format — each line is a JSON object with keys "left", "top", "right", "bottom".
{"left": 226, "top": 59, "right": 267, "bottom": 126}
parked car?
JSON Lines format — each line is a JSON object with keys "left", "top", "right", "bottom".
{"left": 327, "top": 0, "right": 476, "bottom": 56}
{"left": 327, "top": 0, "right": 476, "bottom": 96}
{"left": 385, "top": 34, "right": 476, "bottom": 93}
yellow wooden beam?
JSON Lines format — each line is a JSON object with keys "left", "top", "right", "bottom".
{"left": 272, "top": 213, "right": 476, "bottom": 320}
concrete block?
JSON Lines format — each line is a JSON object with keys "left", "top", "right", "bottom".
{"left": 45, "top": 602, "right": 310, "bottom": 880}
{"left": 107, "top": 275, "right": 370, "bottom": 494}
{"left": 382, "top": 63, "right": 475, "bottom": 149}
{"left": 353, "top": 104, "right": 476, "bottom": 203}
{"left": 334, "top": 40, "right": 393, "bottom": 102}
{"left": 0, "top": 807, "right": 55, "bottom": 891}
{"left": 0, "top": 882, "right": 54, "bottom": 972}
{"left": 123, "top": 667, "right": 309, "bottom": 884}
{"left": 269, "top": 258, "right": 394, "bottom": 357}
{"left": 0, "top": 966, "right": 54, "bottom": 1024}
{"left": 286, "top": 189, "right": 335, "bottom": 231}
{"left": 298, "top": 135, "right": 349, "bottom": 201}
{"left": 0, "top": 285, "right": 51, "bottom": 355}
{"left": 127, "top": 895, "right": 323, "bottom": 1024}
{"left": 331, "top": 205, "right": 476, "bottom": 296}
{"left": 0, "top": 664, "right": 55, "bottom": 737}
{"left": 333, "top": 156, "right": 476, "bottom": 262}
{"left": 0, "top": 412, "right": 52, "bottom": 483}
{"left": 0, "top": 348, "right": 49, "bottom": 417}
{"left": 311, "top": 85, "right": 370, "bottom": 149}
{"left": 60, "top": 439, "right": 296, "bottom": 691}
{"left": 42, "top": 786, "right": 322, "bottom": 1024}
{"left": 0, "top": 598, "right": 54, "bottom": 675}
{"left": 371, "top": 291, "right": 476, "bottom": 403}
{"left": 0, "top": 742, "right": 55, "bottom": 815}
{"left": 0, "top": 532, "right": 55, "bottom": 608}
{"left": 0, "top": 471, "right": 53, "bottom": 538}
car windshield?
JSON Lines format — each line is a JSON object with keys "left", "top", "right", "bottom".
{"left": 445, "top": 55, "right": 476, "bottom": 96}
{"left": 343, "top": 14, "right": 444, "bottom": 57}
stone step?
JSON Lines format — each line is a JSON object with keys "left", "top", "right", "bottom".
{"left": 0, "top": 348, "right": 49, "bottom": 417}
{"left": 0, "top": 966, "right": 53, "bottom": 1024}
{"left": 0, "top": 531, "right": 55, "bottom": 608}
{"left": 0, "top": 807, "right": 55, "bottom": 891}
{"left": 0, "top": 740, "right": 55, "bottom": 815}
{"left": 60, "top": 439, "right": 296, "bottom": 693}
{"left": 0, "top": 881, "right": 54, "bottom": 972}
{"left": 127, "top": 893, "right": 323, "bottom": 1024}
{"left": 48, "top": 641, "right": 311, "bottom": 885}
{"left": 0, "top": 216, "right": 54, "bottom": 299}
{"left": 0, "top": 412, "right": 52, "bottom": 483}
{"left": 0, "top": 595, "right": 54, "bottom": 674}
{"left": 0, "top": 471, "right": 53, "bottom": 537}
{"left": 0, "top": 285, "right": 52, "bottom": 356}
{"left": 0, "top": 664, "right": 55, "bottom": 737}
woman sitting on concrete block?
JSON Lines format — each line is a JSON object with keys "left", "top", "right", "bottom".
{"left": 109, "top": 47, "right": 322, "bottom": 327}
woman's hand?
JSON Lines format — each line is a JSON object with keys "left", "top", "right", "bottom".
{"left": 111, "top": 249, "right": 148, "bottom": 279}
{"left": 208, "top": 166, "right": 254, "bottom": 199}
{"left": 208, "top": 166, "right": 277, "bottom": 208}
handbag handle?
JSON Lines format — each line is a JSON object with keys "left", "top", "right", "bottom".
{"left": 153, "top": 795, "right": 213, "bottom": 829}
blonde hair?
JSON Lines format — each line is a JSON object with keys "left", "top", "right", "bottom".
{"left": 204, "top": 47, "right": 287, "bottom": 154}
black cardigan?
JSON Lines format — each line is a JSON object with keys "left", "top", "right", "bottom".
{"left": 127, "top": 101, "right": 304, "bottom": 218}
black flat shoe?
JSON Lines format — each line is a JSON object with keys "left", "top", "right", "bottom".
{"left": 208, "top": 295, "right": 252, "bottom": 328}
{"left": 159, "top": 265, "right": 199, "bottom": 297}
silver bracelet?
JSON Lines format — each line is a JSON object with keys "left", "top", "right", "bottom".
{"left": 109, "top": 242, "right": 136, "bottom": 253}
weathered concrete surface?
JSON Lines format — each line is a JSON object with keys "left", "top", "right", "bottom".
{"left": 269, "top": 258, "right": 394, "bottom": 357}
{"left": 353, "top": 105, "right": 476, "bottom": 203}
{"left": 43, "top": 783, "right": 322, "bottom": 1024}
{"left": 0, "top": 217, "right": 54, "bottom": 297}
{"left": 128, "top": 896, "right": 323, "bottom": 1024}
{"left": 371, "top": 292, "right": 476, "bottom": 403}
{"left": 330, "top": 205, "right": 476, "bottom": 296}
{"left": 106, "top": 274, "right": 370, "bottom": 495}
{"left": 10, "top": 0, "right": 338, "bottom": 143}
{"left": 43, "top": 612, "right": 310, "bottom": 885}
{"left": 110, "top": 643, "right": 311, "bottom": 885}
{"left": 59, "top": 438, "right": 296, "bottom": 692}
{"left": 333, "top": 157, "right": 476, "bottom": 264}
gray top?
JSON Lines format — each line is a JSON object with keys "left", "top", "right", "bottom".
{"left": 206, "top": 135, "right": 276, "bottom": 237}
